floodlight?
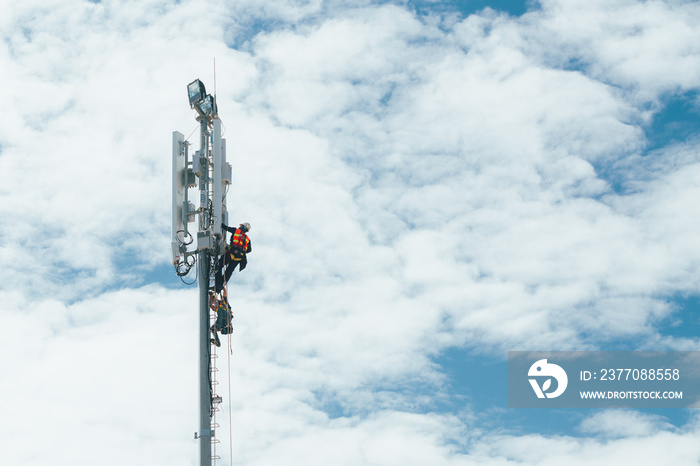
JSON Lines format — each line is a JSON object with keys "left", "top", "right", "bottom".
{"left": 194, "top": 94, "right": 216, "bottom": 118}
{"left": 187, "top": 79, "right": 206, "bottom": 107}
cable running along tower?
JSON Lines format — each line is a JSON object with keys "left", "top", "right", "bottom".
{"left": 172, "top": 79, "right": 232, "bottom": 466}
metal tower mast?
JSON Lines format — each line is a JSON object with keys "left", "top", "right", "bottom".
{"left": 197, "top": 114, "right": 213, "bottom": 465}
{"left": 172, "top": 79, "right": 231, "bottom": 466}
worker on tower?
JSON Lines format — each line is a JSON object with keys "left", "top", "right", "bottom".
{"left": 214, "top": 222, "right": 252, "bottom": 293}
{"left": 209, "top": 289, "right": 233, "bottom": 347}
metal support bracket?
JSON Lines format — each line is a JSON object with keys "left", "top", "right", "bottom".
{"left": 194, "top": 428, "right": 215, "bottom": 439}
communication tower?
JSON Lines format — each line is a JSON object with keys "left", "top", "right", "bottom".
{"left": 172, "top": 79, "right": 232, "bottom": 465}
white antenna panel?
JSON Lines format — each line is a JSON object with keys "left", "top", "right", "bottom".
{"left": 222, "top": 138, "right": 232, "bottom": 185}
{"left": 172, "top": 131, "right": 186, "bottom": 264}
{"left": 212, "top": 119, "right": 223, "bottom": 238}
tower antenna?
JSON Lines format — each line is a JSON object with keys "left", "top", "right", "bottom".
{"left": 174, "top": 78, "right": 234, "bottom": 465}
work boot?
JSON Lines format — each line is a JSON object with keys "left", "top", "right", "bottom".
{"left": 211, "top": 333, "right": 220, "bottom": 347}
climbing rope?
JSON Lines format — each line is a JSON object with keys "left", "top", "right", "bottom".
{"left": 227, "top": 332, "right": 233, "bottom": 466}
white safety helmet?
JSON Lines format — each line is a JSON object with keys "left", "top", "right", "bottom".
{"left": 240, "top": 222, "right": 251, "bottom": 232}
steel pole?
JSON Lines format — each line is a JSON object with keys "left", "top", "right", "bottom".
{"left": 198, "top": 248, "right": 211, "bottom": 465}
{"left": 198, "top": 118, "right": 212, "bottom": 466}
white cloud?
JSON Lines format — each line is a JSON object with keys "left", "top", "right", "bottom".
{"left": 578, "top": 410, "right": 675, "bottom": 438}
{"left": 477, "top": 422, "right": 700, "bottom": 465}
{"left": 525, "top": 0, "right": 700, "bottom": 100}
{"left": 0, "top": 286, "right": 199, "bottom": 465}
{"left": 2, "top": 0, "right": 700, "bottom": 464}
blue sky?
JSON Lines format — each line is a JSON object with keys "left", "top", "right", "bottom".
{"left": 1, "top": 0, "right": 700, "bottom": 464}
{"left": 646, "top": 90, "right": 700, "bottom": 151}
{"left": 409, "top": 0, "right": 532, "bottom": 17}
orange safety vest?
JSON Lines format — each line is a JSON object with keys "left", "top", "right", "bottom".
{"left": 229, "top": 228, "right": 249, "bottom": 259}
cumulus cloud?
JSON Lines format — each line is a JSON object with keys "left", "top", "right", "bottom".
{"left": 578, "top": 410, "right": 675, "bottom": 438}
{"left": 2, "top": 0, "right": 700, "bottom": 464}
{"left": 228, "top": 0, "right": 700, "bottom": 354}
